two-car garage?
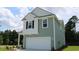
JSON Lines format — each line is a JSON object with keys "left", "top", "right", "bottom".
{"left": 25, "top": 37, "right": 51, "bottom": 50}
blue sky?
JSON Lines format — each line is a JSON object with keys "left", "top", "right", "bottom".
{"left": 0, "top": 7, "right": 79, "bottom": 32}
{"left": 0, "top": 7, "right": 34, "bottom": 31}
{"left": 6, "top": 7, "right": 33, "bottom": 15}
{"left": 0, "top": 7, "right": 16, "bottom": 31}
{"left": 6, "top": 7, "right": 20, "bottom": 15}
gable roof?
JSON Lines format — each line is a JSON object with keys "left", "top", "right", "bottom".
{"left": 31, "top": 7, "right": 54, "bottom": 17}
{"left": 22, "top": 7, "right": 54, "bottom": 20}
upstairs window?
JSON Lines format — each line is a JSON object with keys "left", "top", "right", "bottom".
{"left": 28, "top": 21, "right": 32, "bottom": 28}
{"left": 42, "top": 19, "right": 48, "bottom": 28}
{"left": 26, "top": 21, "right": 28, "bottom": 29}
{"left": 32, "top": 20, "right": 34, "bottom": 28}
{"left": 26, "top": 20, "right": 34, "bottom": 29}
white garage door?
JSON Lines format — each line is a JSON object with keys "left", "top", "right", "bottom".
{"left": 26, "top": 37, "right": 51, "bottom": 50}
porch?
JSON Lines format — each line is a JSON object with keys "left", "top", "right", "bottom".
{"left": 18, "top": 32, "right": 24, "bottom": 49}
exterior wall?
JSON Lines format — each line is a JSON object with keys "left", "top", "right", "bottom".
{"left": 23, "top": 16, "right": 54, "bottom": 50}
{"left": 54, "top": 16, "right": 65, "bottom": 49}
{"left": 38, "top": 16, "right": 53, "bottom": 36}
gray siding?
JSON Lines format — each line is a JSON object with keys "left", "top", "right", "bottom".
{"left": 38, "top": 17, "right": 53, "bottom": 36}
{"left": 54, "top": 16, "right": 65, "bottom": 49}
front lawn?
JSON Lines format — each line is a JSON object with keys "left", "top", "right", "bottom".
{"left": 0, "top": 47, "right": 8, "bottom": 51}
{"left": 63, "top": 46, "right": 79, "bottom": 51}
{"left": 0, "top": 45, "right": 17, "bottom": 51}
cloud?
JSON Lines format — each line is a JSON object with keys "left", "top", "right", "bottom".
{"left": 0, "top": 7, "right": 20, "bottom": 31}
{"left": 0, "top": 7, "right": 34, "bottom": 32}
{"left": 42, "top": 7, "right": 79, "bottom": 24}
{"left": 0, "top": 8, "right": 16, "bottom": 26}
{"left": 1, "top": 7, "right": 79, "bottom": 32}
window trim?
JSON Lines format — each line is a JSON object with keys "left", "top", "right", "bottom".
{"left": 42, "top": 18, "right": 48, "bottom": 29}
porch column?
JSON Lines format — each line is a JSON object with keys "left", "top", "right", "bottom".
{"left": 18, "top": 34, "right": 20, "bottom": 47}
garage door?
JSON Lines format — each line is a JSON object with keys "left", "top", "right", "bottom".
{"left": 26, "top": 37, "right": 51, "bottom": 50}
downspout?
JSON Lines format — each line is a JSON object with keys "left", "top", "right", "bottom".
{"left": 53, "top": 15, "right": 56, "bottom": 50}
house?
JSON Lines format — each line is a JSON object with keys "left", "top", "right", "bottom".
{"left": 18, "top": 7, "right": 65, "bottom": 51}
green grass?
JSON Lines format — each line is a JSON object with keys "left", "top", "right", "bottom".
{"left": 63, "top": 46, "right": 79, "bottom": 51}
{"left": 0, "top": 47, "right": 8, "bottom": 51}
{"left": 0, "top": 45, "right": 17, "bottom": 51}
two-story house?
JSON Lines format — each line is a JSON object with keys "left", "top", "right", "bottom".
{"left": 18, "top": 7, "right": 65, "bottom": 51}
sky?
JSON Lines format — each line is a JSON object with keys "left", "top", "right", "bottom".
{"left": 0, "top": 7, "right": 79, "bottom": 32}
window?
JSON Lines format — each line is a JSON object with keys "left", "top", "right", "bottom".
{"left": 32, "top": 20, "right": 34, "bottom": 28}
{"left": 28, "top": 21, "right": 32, "bottom": 28}
{"left": 42, "top": 19, "right": 48, "bottom": 28}
{"left": 26, "top": 21, "right": 28, "bottom": 29}
{"left": 26, "top": 20, "right": 34, "bottom": 29}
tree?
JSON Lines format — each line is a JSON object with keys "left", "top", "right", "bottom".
{"left": 0, "top": 30, "right": 18, "bottom": 45}
{"left": 6, "top": 30, "right": 18, "bottom": 45}
{"left": 65, "top": 16, "right": 78, "bottom": 45}
{"left": 0, "top": 35, "right": 3, "bottom": 45}
{"left": 3, "top": 30, "right": 9, "bottom": 45}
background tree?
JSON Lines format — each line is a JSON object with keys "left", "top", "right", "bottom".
{"left": 0, "top": 35, "right": 3, "bottom": 45}
{"left": 65, "top": 16, "right": 78, "bottom": 45}
{"left": 9, "top": 30, "right": 18, "bottom": 45}
{"left": 2, "top": 30, "right": 18, "bottom": 45}
{"left": 3, "top": 30, "right": 9, "bottom": 45}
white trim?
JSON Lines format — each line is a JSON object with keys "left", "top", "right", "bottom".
{"left": 53, "top": 16, "right": 56, "bottom": 49}
{"left": 18, "top": 34, "right": 21, "bottom": 47}
{"left": 42, "top": 17, "right": 48, "bottom": 29}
